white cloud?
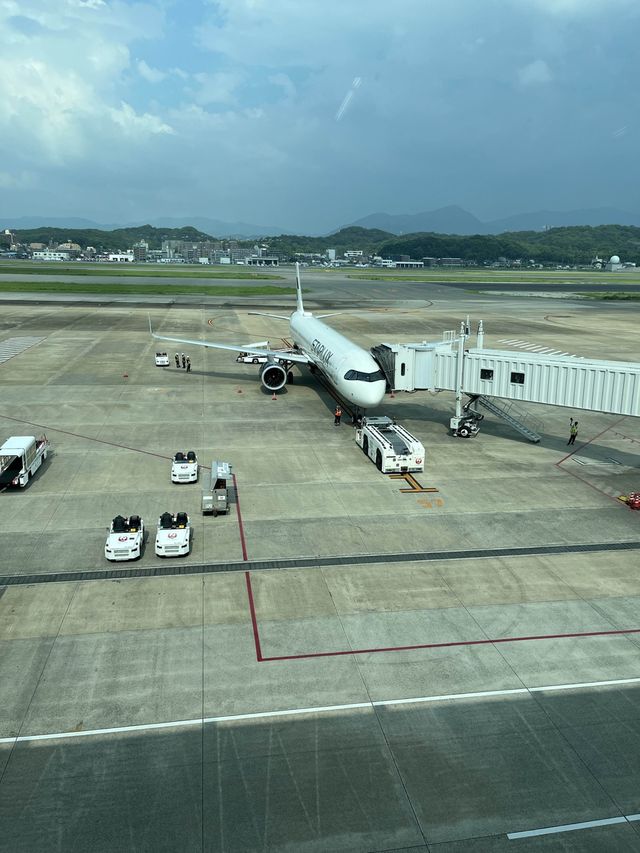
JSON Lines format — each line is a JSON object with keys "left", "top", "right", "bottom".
{"left": 192, "top": 71, "right": 243, "bottom": 105}
{"left": 109, "top": 101, "right": 174, "bottom": 135}
{"left": 137, "top": 59, "right": 166, "bottom": 83}
{"left": 518, "top": 59, "right": 553, "bottom": 85}
{"left": 0, "top": 0, "right": 170, "bottom": 164}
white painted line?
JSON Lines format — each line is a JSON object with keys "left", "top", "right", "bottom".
{"left": 626, "top": 814, "right": 640, "bottom": 822}
{"left": 2, "top": 676, "right": 639, "bottom": 745}
{"left": 529, "top": 676, "right": 640, "bottom": 693}
{"left": 508, "top": 816, "right": 627, "bottom": 839}
{"left": 372, "top": 688, "right": 528, "bottom": 707}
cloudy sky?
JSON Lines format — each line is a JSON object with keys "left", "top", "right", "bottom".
{"left": 1, "top": 0, "right": 638, "bottom": 233}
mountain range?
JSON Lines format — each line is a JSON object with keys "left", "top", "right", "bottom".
{"left": 346, "top": 205, "right": 640, "bottom": 235}
{"left": 4, "top": 206, "right": 640, "bottom": 238}
{"left": 2, "top": 216, "right": 288, "bottom": 239}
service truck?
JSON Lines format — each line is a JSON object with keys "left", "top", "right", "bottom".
{"left": 0, "top": 435, "right": 50, "bottom": 487}
{"left": 202, "top": 460, "right": 232, "bottom": 516}
{"left": 104, "top": 515, "right": 144, "bottom": 561}
{"left": 171, "top": 450, "right": 198, "bottom": 483}
{"left": 155, "top": 511, "right": 191, "bottom": 557}
{"left": 355, "top": 416, "right": 424, "bottom": 473}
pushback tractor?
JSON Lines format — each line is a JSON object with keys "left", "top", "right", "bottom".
{"left": 355, "top": 416, "right": 424, "bottom": 473}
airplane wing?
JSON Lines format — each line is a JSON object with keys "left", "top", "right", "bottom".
{"left": 150, "top": 329, "right": 311, "bottom": 364}
{"left": 248, "top": 311, "right": 291, "bottom": 321}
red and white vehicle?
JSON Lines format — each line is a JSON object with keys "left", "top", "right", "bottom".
{"left": 171, "top": 450, "right": 198, "bottom": 483}
{"left": 155, "top": 511, "right": 191, "bottom": 557}
{"left": 0, "top": 435, "right": 50, "bottom": 487}
{"left": 105, "top": 515, "right": 144, "bottom": 561}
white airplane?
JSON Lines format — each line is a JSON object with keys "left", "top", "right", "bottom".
{"left": 149, "top": 264, "right": 386, "bottom": 410}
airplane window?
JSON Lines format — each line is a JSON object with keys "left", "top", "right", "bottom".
{"left": 344, "top": 369, "right": 385, "bottom": 382}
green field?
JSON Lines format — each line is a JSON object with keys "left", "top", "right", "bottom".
{"left": 0, "top": 263, "right": 283, "bottom": 280}
{"left": 0, "top": 281, "right": 295, "bottom": 297}
{"left": 346, "top": 270, "right": 637, "bottom": 285}
{"left": 583, "top": 292, "right": 640, "bottom": 300}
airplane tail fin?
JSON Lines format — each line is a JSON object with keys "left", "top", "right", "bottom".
{"left": 295, "top": 262, "right": 304, "bottom": 313}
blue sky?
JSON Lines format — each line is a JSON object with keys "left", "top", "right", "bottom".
{"left": 1, "top": 0, "right": 638, "bottom": 233}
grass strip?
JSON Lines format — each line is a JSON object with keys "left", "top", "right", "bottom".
{"left": 0, "top": 281, "right": 295, "bottom": 297}
{"left": 582, "top": 292, "right": 640, "bottom": 300}
{"left": 0, "top": 264, "right": 283, "bottom": 280}
{"left": 346, "top": 273, "right": 633, "bottom": 285}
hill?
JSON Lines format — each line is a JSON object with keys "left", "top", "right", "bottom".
{"left": 377, "top": 225, "right": 640, "bottom": 265}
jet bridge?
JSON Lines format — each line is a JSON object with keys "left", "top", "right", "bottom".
{"left": 372, "top": 321, "right": 640, "bottom": 440}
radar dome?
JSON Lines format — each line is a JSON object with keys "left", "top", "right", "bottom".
{"left": 610, "top": 255, "right": 620, "bottom": 264}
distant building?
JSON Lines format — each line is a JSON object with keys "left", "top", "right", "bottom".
{"left": 29, "top": 242, "right": 47, "bottom": 251}
{"left": 108, "top": 252, "right": 134, "bottom": 262}
{"left": 439, "top": 257, "right": 464, "bottom": 267}
{"left": 57, "top": 242, "right": 82, "bottom": 257}
{"left": 133, "top": 239, "right": 149, "bottom": 261}
{"left": 0, "top": 229, "right": 15, "bottom": 248}
{"left": 326, "top": 248, "right": 336, "bottom": 261}
{"left": 344, "top": 250, "right": 363, "bottom": 260}
{"left": 246, "top": 256, "right": 279, "bottom": 266}
{"left": 32, "top": 251, "right": 70, "bottom": 261}
{"left": 602, "top": 254, "right": 637, "bottom": 272}
{"left": 395, "top": 260, "right": 424, "bottom": 269}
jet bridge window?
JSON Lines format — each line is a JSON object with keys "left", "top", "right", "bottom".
{"left": 480, "top": 369, "right": 494, "bottom": 380}
{"left": 344, "top": 369, "right": 385, "bottom": 382}
{"left": 510, "top": 371, "right": 525, "bottom": 385}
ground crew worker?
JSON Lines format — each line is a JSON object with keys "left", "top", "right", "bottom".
{"left": 334, "top": 404, "right": 342, "bottom": 426}
{"left": 175, "top": 353, "right": 180, "bottom": 368}
{"left": 181, "top": 353, "right": 186, "bottom": 369}
{"left": 186, "top": 356, "right": 191, "bottom": 373}
{"left": 567, "top": 418, "right": 578, "bottom": 445}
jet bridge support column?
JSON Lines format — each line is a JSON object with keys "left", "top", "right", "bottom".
{"left": 449, "top": 321, "right": 483, "bottom": 438}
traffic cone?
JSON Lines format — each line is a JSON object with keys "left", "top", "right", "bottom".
{"left": 271, "top": 392, "right": 277, "bottom": 400}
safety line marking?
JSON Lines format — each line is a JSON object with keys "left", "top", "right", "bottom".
{"left": 507, "top": 814, "right": 637, "bottom": 840}
{"left": 245, "top": 571, "right": 640, "bottom": 662}
{"left": 233, "top": 473, "right": 248, "bottom": 561}
{"left": 3, "top": 677, "right": 640, "bottom": 746}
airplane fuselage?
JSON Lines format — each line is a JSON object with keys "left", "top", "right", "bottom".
{"left": 290, "top": 309, "right": 386, "bottom": 409}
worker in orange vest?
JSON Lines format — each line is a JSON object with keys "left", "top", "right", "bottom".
{"left": 334, "top": 405, "right": 342, "bottom": 426}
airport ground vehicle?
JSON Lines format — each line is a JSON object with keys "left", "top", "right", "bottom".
{"left": 355, "top": 416, "right": 424, "bottom": 473}
{"left": 0, "top": 435, "right": 50, "bottom": 487}
{"left": 104, "top": 515, "right": 144, "bottom": 561}
{"left": 154, "top": 352, "right": 170, "bottom": 366}
{"left": 202, "top": 460, "right": 232, "bottom": 515}
{"left": 171, "top": 451, "right": 198, "bottom": 483}
{"left": 155, "top": 511, "right": 191, "bottom": 557}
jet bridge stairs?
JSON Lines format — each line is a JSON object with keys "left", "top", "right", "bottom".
{"left": 465, "top": 395, "right": 543, "bottom": 443}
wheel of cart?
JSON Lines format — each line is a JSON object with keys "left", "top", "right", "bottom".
{"left": 375, "top": 449, "right": 382, "bottom": 470}
{"left": 362, "top": 435, "right": 369, "bottom": 456}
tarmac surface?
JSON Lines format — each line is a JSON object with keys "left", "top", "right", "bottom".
{"left": 1, "top": 272, "right": 640, "bottom": 852}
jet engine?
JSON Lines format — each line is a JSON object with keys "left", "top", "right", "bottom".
{"left": 259, "top": 362, "right": 287, "bottom": 391}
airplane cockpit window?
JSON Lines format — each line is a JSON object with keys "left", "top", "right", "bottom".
{"left": 344, "top": 369, "right": 385, "bottom": 382}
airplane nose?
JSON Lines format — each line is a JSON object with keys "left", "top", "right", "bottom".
{"left": 358, "top": 381, "right": 386, "bottom": 408}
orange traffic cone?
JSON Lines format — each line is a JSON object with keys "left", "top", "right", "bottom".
{"left": 271, "top": 392, "right": 277, "bottom": 400}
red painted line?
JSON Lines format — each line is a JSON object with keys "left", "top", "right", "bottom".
{"left": 244, "top": 571, "right": 263, "bottom": 661}
{"left": 555, "top": 416, "right": 627, "bottom": 466}
{"left": 259, "top": 627, "right": 640, "bottom": 662}
{"left": 233, "top": 473, "right": 248, "bottom": 561}
{"left": 0, "top": 413, "right": 173, "bottom": 464}
{"left": 244, "top": 570, "right": 640, "bottom": 662}
{"left": 555, "top": 416, "right": 632, "bottom": 505}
